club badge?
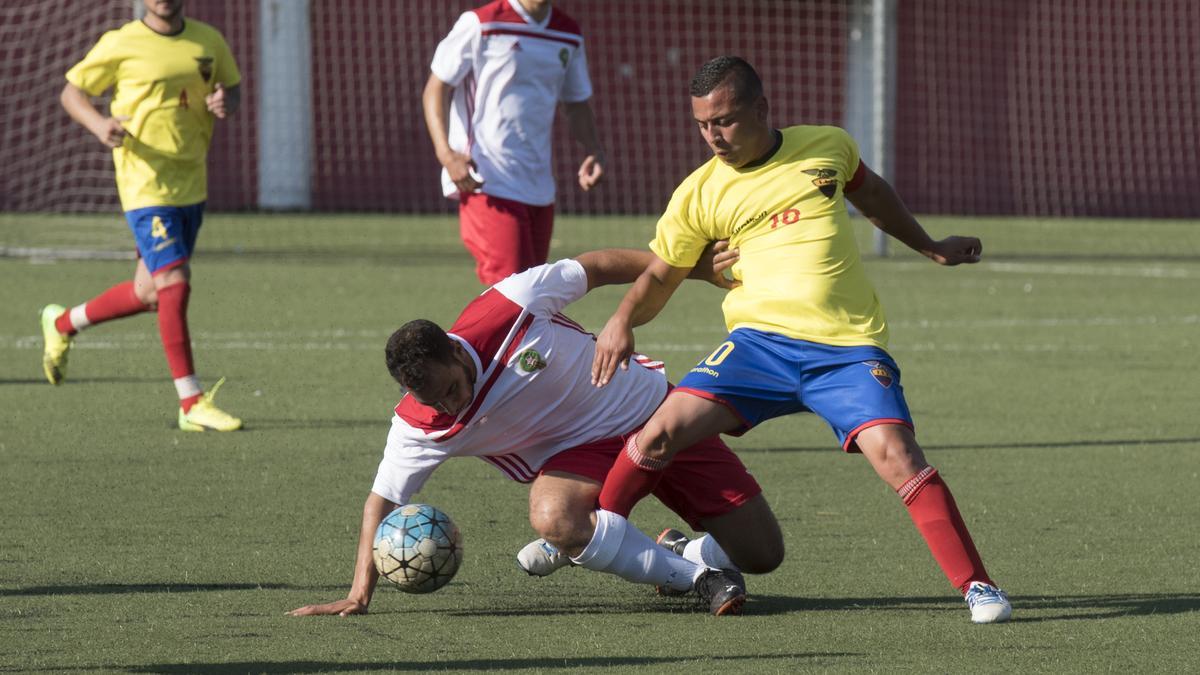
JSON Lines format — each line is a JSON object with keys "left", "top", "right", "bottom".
{"left": 864, "top": 360, "right": 893, "bottom": 388}
{"left": 517, "top": 348, "right": 547, "bottom": 373}
{"left": 194, "top": 57, "right": 214, "bottom": 82}
{"left": 803, "top": 167, "right": 839, "bottom": 198}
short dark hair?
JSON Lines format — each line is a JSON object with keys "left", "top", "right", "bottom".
{"left": 689, "top": 56, "right": 763, "bottom": 107}
{"left": 385, "top": 319, "right": 455, "bottom": 391}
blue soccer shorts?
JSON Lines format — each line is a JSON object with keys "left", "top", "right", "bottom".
{"left": 125, "top": 202, "right": 205, "bottom": 275}
{"left": 675, "top": 327, "right": 914, "bottom": 452}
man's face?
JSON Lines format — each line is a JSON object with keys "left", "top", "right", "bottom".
{"left": 691, "top": 83, "right": 769, "bottom": 168}
{"left": 144, "top": 0, "right": 184, "bottom": 20}
{"left": 408, "top": 347, "right": 475, "bottom": 417}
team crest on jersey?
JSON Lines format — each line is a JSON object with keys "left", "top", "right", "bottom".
{"left": 558, "top": 48, "right": 569, "bottom": 68}
{"left": 516, "top": 348, "right": 546, "bottom": 373}
{"left": 864, "top": 360, "right": 893, "bottom": 388}
{"left": 194, "top": 57, "right": 214, "bottom": 82}
{"left": 803, "top": 168, "right": 839, "bottom": 198}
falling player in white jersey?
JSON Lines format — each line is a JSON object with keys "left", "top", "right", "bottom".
{"left": 289, "top": 247, "right": 783, "bottom": 617}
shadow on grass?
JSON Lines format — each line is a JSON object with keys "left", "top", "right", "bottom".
{"left": 246, "top": 417, "right": 382, "bottom": 430}
{"left": 745, "top": 436, "right": 1200, "bottom": 454}
{"left": 0, "top": 583, "right": 342, "bottom": 597}
{"left": 749, "top": 592, "right": 1200, "bottom": 621}
{"left": 0, "top": 377, "right": 160, "bottom": 385}
{"left": 23, "top": 652, "right": 857, "bottom": 673}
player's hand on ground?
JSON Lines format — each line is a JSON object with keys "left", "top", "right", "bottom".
{"left": 927, "top": 236, "right": 982, "bottom": 266}
{"left": 443, "top": 152, "right": 483, "bottom": 194}
{"left": 287, "top": 599, "right": 368, "bottom": 617}
{"left": 592, "top": 317, "right": 634, "bottom": 387}
{"left": 577, "top": 153, "right": 605, "bottom": 191}
{"left": 93, "top": 116, "right": 129, "bottom": 148}
{"left": 205, "top": 83, "right": 230, "bottom": 118}
{"left": 692, "top": 240, "right": 741, "bottom": 290}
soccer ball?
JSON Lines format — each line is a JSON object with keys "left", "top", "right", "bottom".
{"left": 373, "top": 503, "right": 464, "bottom": 594}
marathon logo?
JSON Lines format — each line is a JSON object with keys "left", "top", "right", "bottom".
{"left": 689, "top": 366, "right": 720, "bottom": 378}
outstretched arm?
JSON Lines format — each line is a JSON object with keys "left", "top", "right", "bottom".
{"left": 591, "top": 256, "right": 691, "bottom": 386}
{"left": 563, "top": 100, "right": 605, "bottom": 191}
{"left": 288, "top": 492, "right": 396, "bottom": 617}
{"left": 575, "top": 242, "right": 739, "bottom": 293}
{"left": 846, "top": 164, "right": 982, "bottom": 265}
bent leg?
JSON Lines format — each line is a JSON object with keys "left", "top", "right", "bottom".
{"left": 856, "top": 424, "right": 994, "bottom": 593}
{"left": 599, "top": 391, "right": 742, "bottom": 517}
{"left": 697, "top": 495, "right": 784, "bottom": 575}
{"left": 527, "top": 471, "right": 601, "bottom": 557}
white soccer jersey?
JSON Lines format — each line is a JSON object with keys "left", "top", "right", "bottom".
{"left": 430, "top": 0, "right": 593, "bottom": 206}
{"left": 371, "top": 259, "right": 669, "bottom": 506}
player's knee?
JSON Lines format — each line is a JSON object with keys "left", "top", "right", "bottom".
{"left": 731, "top": 534, "right": 785, "bottom": 574}
{"left": 637, "top": 423, "right": 685, "bottom": 462}
{"left": 528, "top": 500, "right": 593, "bottom": 552}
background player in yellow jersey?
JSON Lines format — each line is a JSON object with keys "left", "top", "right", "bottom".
{"left": 590, "top": 56, "right": 1011, "bottom": 623}
{"left": 41, "top": 0, "right": 242, "bottom": 431}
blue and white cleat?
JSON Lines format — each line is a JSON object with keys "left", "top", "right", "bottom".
{"left": 516, "top": 538, "right": 573, "bottom": 576}
{"left": 965, "top": 581, "right": 1012, "bottom": 624}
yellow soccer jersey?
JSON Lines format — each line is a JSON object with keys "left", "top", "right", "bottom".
{"left": 651, "top": 125, "right": 888, "bottom": 348}
{"left": 66, "top": 19, "right": 240, "bottom": 211}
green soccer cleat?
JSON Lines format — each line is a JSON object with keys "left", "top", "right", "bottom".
{"left": 178, "top": 377, "right": 243, "bottom": 432}
{"left": 40, "top": 304, "right": 72, "bottom": 385}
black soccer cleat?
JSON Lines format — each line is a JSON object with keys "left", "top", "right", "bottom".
{"left": 694, "top": 568, "right": 747, "bottom": 616}
{"left": 654, "top": 528, "right": 692, "bottom": 597}
{"left": 655, "top": 527, "right": 690, "bottom": 556}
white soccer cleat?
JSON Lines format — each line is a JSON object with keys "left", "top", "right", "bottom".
{"left": 965, "top": 581, "right": 1012, "bottom": 624}
{"left": 516, "top": 538, "right": 573, "bottom": 576}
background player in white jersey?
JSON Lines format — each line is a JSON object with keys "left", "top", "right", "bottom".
{"left": 423, "top": 0, "right": 605, "bottom": 285}
{"left": 289, "top": 247, "right": 784, "bottom": 618}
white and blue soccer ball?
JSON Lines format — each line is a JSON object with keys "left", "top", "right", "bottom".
{"left": 373, "top": 503, "right": 464, "bottom": 594}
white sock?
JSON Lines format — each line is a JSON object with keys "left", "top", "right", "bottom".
{"left": 570, "top": 509, "right": 701, "bottom": 593}
{"left": 682, "top": 534, "right": 738, "bottom": 572}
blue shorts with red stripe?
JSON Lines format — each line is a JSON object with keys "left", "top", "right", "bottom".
{"left": 126, "top": 202, "right": 205, "bottom": 274}
{"left": 675, "top": 327, "right": 913, "bottom": 452}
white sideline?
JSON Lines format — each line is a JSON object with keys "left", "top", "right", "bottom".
{"left": 6, "top": 312, "right": 1195, "bottom": 354}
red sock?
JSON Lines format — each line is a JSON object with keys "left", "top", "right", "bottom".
{"left": 156, "top": 282, "right": 202, "bottom": 412}
{"left": 899, "top": 467, "right": 994, "bottom": 594}
{"left": 55, "top": 281, "right": 150, "bottom": 335}
{"left": 598, "top": 434, "right": 668, "bottom": 517}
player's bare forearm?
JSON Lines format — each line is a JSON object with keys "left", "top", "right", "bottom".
{"left": 222, "top": 84, "right": 241, "bottom": 117}
{"left": 61, "top": 83, "right": 125, "bottom": 147}
{"left": 564, "top": 101, "right": 605, "bottom": 190}
{"left": 619, "top": 259, "right": 690, "bottom": 329}
{"left": 578, "top": 243, "right": 736, "bottom": 292}
{"left": 346, "top": 492, "right": 395, "bottom": 606}
{"left": 421, "top": 74, "right": 456, "bottom": 164}
{"left": 576, "top": 249, "right": 656, "bottom": 291}
{"left": 563, "top": 101, "right": 603, "bottom": 159}
{"left": 287, "top": 492, "right": 393, "bottom": 617}
{"left": 847, "top": 166, "right": 983, "bottom": 266}
{"left": 591, "top": 260, "right": 687, "bottom": 386}
{"left": 846, "top": 166, "right": 936, "bottom": 255}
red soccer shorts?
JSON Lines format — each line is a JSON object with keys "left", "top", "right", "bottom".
{"left": 539, "top": 431, "right": 762, "bottom": 531}
{"left": 459, "top": 192, "right": 555, "bottom": 285}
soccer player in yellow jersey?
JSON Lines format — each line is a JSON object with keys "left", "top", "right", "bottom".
{"left": 40, "top": 0, "right": 242, "bottom": 431}
{"left": 591, "top": 57, "right": 1011, "bottom": 623}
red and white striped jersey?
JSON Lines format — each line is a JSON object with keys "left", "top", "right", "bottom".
{"left": 430, "top": 0, "right": 593, "bottom": 206}
{"left": 371, "top": 259, "right": 668, "bottom": 506}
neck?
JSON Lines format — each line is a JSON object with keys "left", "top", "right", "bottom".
{"left": 143, "top": 13, "right": 184, "bottom": 35}
{"left": 516, "top": 0, "right": 550, "bottom": 22}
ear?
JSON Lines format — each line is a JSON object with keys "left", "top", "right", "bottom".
{"left": 755, "top": 96, "right": 769, "bottom": 123}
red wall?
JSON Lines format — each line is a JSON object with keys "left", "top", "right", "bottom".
{"left": 4, "top": 1, "right": 1197, "bottom": 217}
